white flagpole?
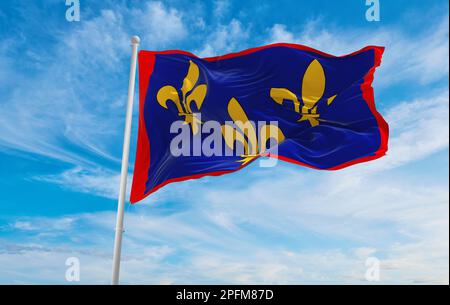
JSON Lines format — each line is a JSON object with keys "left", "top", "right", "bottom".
{"left": 111, "top": 35, "right": 140, "bottom": 285}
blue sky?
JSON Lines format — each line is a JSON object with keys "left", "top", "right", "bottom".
{"left": 0, "top": 0, "right": 448, "bottom": 284}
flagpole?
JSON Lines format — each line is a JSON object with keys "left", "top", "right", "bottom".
{"left": 111, "top": 35, "right": 140, "bottom": 285}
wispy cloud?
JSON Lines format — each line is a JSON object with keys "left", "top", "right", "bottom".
{"left": 34, "top": 167, "right": 125, "bottom": 200}
{"left": 0, "top": 9, "right": 128, "bottom": 166}
{"left": 0, "top": 1, "right": 190, "bottom": 168}
{"left": 213, "top": 0, "right": 231, "bottom": 19}
{"left": 196, "top": 19, "right": 250, "bottom": 57}
{"left": 131, "top": 2, "right": 187, "bottom": 48}
{"left": 1, "top": 161, "right": 448, "bottom": 285}
{"left": 372, "top": 90, "right": 449, "bottom": 170}
{"left": 267, "top": 14, "right": 449, "bottom": 86}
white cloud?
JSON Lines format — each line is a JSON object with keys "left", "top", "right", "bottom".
{"left": 34, "top": 167, "right": 125, "bottom": 200}
{"left": 197, "top": 19, "right": 250, "bottom": 57}
{"left": 375, "top": 90, "right": 449, "bottom": 170}
{"left": 1, "top": 166, "right": 448, "bottom": 284}
{"left": 213, "top": 0, "right": 231, "bottom": 19}
{"left": 0, "top": 9, "right": 129, "bottom": 166}
{"left": 131, "top": 2, "right": 187, "bottom": 48}
{"left": 268, "top": 24, "right": 294, "bottom": 42}
{"left": 354, "top": 247, "right": 377, "bottom": 259}
{"left": 0, "top": 2, "right": 189, "bottom": 167}
{"left": 336, "top": 89, "right": 449, "bottom": 175}
{"left": 267, "top": 14, "right": 449, "bottom": 86}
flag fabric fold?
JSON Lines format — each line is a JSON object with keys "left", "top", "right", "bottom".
{"left": 130, "top": 43, "right": 388, "bottom": 203}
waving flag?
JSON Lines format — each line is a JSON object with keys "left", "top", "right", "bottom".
{"left": 130, "top": 43, "right": 388, "bottom": 203}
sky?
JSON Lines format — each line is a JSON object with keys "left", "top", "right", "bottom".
{"left": 0, "top": 0, "right": 448, "bottom": 284}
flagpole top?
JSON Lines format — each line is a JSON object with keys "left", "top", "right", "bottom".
{"left": 131, "top": 35, "right": 140, "bottom": 45}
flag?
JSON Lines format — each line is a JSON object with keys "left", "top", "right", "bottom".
{"left": 130, "top": 43, "right": 388, "bottom": 203}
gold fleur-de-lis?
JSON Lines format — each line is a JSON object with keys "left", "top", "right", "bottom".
{"left": 270, "top": 59, "right": 337, "bottom": 127}
{"left": 221, "top": 98, "right": 285, "bottom": 165}
{"left": 157, "top": 60, "right": 207, "bottom": 134}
